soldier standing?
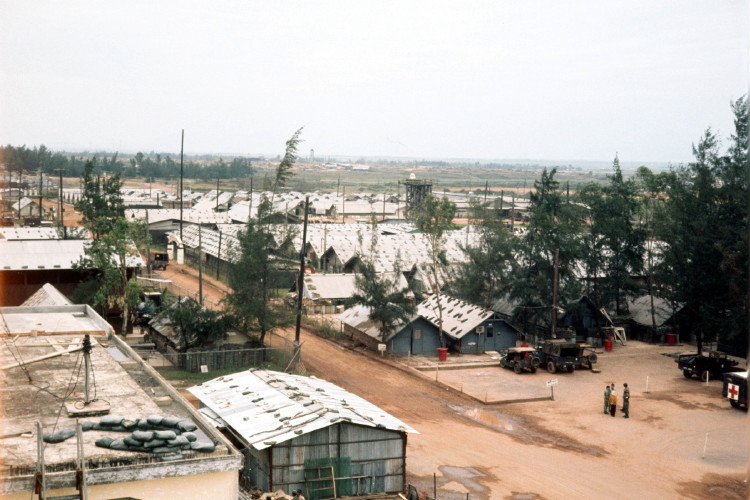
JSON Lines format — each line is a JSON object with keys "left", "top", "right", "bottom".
{"left": 603, "top": 385, "right": 611, "bottom": 414}
{"left": 622, "top": 383, "right": 630, "bottom": 418}
{"left": 609, "top": 388, "right": 617, "bottom": 417}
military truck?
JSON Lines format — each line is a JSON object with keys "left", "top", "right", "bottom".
{"left": 500, "top": 347, "right": 541, "bottom": 374}
{"left": 677, "top": 351, "right": 739, "bottom": 381}
{"left": 722, "top": 371, "right": 748, "bottom": 409}
{"left": 537, "top": 339, "right": 591, "bottom": 373}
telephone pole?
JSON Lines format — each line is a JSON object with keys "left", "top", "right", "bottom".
{"left": 179, "top": 129, "right": 185, "bottom": 242}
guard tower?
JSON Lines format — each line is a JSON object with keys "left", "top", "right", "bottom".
{"left": 400, "top": 173, "right": 433, "bottom": 216}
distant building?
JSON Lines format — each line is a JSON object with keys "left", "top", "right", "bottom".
{"left": 341, "top": 294, "right": 519, "bottom": 356}
{"left": 0, "top": 237, "right": 143, "bottom": 306}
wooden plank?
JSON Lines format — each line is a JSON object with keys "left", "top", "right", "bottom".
{"left": 0, "top": 330, "right": 107, "bottom": 337}
{"left": 1, "top": 343, "right": 83, "bottom": 370}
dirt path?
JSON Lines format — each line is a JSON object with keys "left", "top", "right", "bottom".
{"left": 158, "top": 265, "right": 748, "bottom": 500}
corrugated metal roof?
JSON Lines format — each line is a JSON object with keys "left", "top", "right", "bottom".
{"left": 21, "top": 283, "right": 73, "bottom": 306}
{"left": 188, "top": 369, "right": 417, "bottom": 450}
{"left": 626, "top": 295, "right": 684, "bottom": 327}
{"left": 418, "top": 294, "right": 495, "bottom": 339}
{"left": 0, "top": 239, "right": 144, "bottom": 270}
{"left": 0, "top": 227, "right": 62, "bottom": 240}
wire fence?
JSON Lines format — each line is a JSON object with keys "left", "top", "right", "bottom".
{"left": 134, "top": 330, "right": 299, "bottom": 374}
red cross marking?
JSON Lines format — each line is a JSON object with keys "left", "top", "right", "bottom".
{"left": 727, "top": 383, "right": 739, "bottom": 400}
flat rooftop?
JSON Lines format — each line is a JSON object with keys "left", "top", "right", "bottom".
{"left": 0, "top": 304, "right": 239, "bottom": 492}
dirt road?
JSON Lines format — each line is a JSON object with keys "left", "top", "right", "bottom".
{"left": 157, "top": 264, "right": 748, "bottom": 500}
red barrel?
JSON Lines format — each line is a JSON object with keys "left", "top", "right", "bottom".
{"left": 604, "top": 337, "right": 613, "bottom": 352}
{"left": 437, "top": 347, "right": 448, "bottom": 361}
{"left": 666, "top": 333, "right": 676, "bottom": 345}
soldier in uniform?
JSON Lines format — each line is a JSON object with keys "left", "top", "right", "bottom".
{"left": 622, "top": 382, "right": 630, "bottom": 418}
{"left": 604, "top": 385, "right": 611, "bottom": 414}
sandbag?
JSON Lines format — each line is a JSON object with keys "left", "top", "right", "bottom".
{"left": 177, "top": 420, "right": 197, "bottom": 432}
{"left": 132, "top": 430, "right": 154, "bottom": 442}
{"left": 154, "top": 430, "right": 177, "bottom": 441}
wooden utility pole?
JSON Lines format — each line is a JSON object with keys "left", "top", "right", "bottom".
{"left": 198, "top": 224, "right": 203, "bottom": 305}
{"left": 38, "top": 170, "right": 43, "bottom": 218}
{"left": 248, "top": 176, "right": 253, "bottom": 223}
{"left": 54, "top": 168, "right": 64, "bottom": 228}
{"left": 216, "top": 177, "right": 220, "bottom": 211}
{"left": 216, "top": 231, "right": 222, "bottom": 279}
{"left": 295, "top": 196, "right": 310, "bottom": 347}
{"left": 179, "top": 129, "right": 185, "bottom": 242}
{"left": 551, "top": 249, "right": 559, "bottom": 338}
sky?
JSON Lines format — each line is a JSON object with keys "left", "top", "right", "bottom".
{"left": 1, "top": 1, "right": 747, "bottom": 164}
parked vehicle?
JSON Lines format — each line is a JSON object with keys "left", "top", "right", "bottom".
{"left": 575, "top": 344, "right": 598, "bottom": 370}
{"left": 150, "top": 251, "right": 169, "bottom": 270}
{"left": 500, "top": 347, "right": 541, "bottom": 374}
{"left": 537, "top": 340, "right": 582, "bottom": 373}
{"left": 677, "top": 351, "right": 739, "bottom": 381}
{"left": 722, "top": 371, "right": 748, "bottom": 409}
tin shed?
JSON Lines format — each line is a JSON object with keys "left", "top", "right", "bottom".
{"left": 188, "top": 369, "right": 418, "bottom": 498}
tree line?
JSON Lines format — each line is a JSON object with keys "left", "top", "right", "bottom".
{"left": 0, "top": 144, "right": 255, "bottom": 181}
{"left": 449, "top": 96, "right": 747, "bottom": 355}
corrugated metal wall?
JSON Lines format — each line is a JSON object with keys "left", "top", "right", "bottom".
{"left": 253, "top": 422, "right": 405, "bottom": 497}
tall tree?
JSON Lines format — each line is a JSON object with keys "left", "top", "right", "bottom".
{"left": 349, "top": 260, "right": 416, "bottom": 343}
{"left": 654, "top": 97, "right": 748, "bottom": 354}
{"left": 450, "top": 200, "right": 517, "bottom": 309}
{"left": 224, "top": 128, "right": 302, "bottom": 345}
{"left": 410, "top": 194, "right": 457, "bottom": 347}
{"left": 578, "top": 155, "right": 645, "bottom": 314}
{"left": 74, "top": 161, "right": 146, "bottom": 334}
{"left": 511, "top": 168, "right": 584, "bottom": 335}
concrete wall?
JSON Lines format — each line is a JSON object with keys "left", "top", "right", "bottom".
{"left": 1, "top": 470, "right": 237, "bottom": 500}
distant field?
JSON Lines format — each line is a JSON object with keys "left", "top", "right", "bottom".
{"left": 109, "top": 161, "right": 612, "bottom": 196}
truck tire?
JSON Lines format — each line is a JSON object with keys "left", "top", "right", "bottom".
{"left": 588, "top": 353, "right": 598, "bottom": 366}
{"left": 683, "top": 369, "right": 693, "bottom": 379}
{"left": 531, "top": 357, "right": 541, "bottom": 369}
{"left": 700, "top": 370, "right": 710, "bottom": 382}
{"left": 730, "top": 399, "right": 741, "bottom": 409}
{"left": 514, "top": 362, "right": 523, "bottom": 374}
{"left": 547, "top": 361, "right": 557, "bottom": 374}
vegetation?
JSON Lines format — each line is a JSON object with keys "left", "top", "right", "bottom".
{"left": 72, "top": 161, "right": 149, "bottom": 334}
{"left": 349, "top": 260, "right": 416, "bottom": 343}
{"left": 409, "top": 194, "right": 457, "bottom": 346}
{"left": 223, "top": 128, "right": 303, "bottom": 345}
{"left": 165, "top": 297, "right": 232, "bottom": 352}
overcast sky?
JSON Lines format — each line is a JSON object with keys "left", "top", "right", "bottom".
{"left": 1, "top": 1, "right": 747, "bottom": 164}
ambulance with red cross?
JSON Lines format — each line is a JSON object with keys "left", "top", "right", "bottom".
{"left": 722, "top": 370, "right": 748, "bottom": 409}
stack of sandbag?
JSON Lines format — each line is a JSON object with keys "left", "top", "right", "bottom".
{"left": 42, "top": 414, "right": 216, "bottom": 455}
{"left": 93, "top": 415, "right": 216, "bottom": 454}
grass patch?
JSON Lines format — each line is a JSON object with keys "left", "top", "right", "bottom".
{"left": 155, "top": 365, "right": 240, "bottom": 384}
{"left": 302, "top": 316, "right": 347, "bottom": 339}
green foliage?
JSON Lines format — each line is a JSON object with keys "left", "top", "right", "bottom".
{"left": 73, "top": 160, "right": 149, "bottom": 334}
{"left": 165, "top": 298, "right": 231, "bottom": 351}
{"left": 511, "top": 168, "right": 584, "bottom": 331}
{"left": 577, "top": 155, "right": 645, "bottom": 313}
{"left": 650, "top": 96, "right": 748, "bottom": 352}
{"left": 349, "top": 260, "right": 416, "bottom": 342}
{"left": 450, "top": 201, "right": 517, "bottom": 309}
{"left": 272, "top": 127, "right": 303, "bottom": 192}
{"left": 224, "top": 129, "right": 302, "bottom": 345}
{"left": 409, "top": 194, "right": 457, "bottom": 345}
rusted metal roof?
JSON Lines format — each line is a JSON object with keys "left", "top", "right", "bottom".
{"left": 188, "top": 369, "right": 418, "bottom": 450}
